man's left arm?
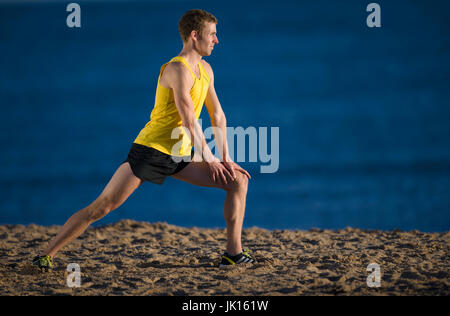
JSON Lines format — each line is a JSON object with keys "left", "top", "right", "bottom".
{"left": 202, "top": 60, "right": 251, "bottom": 180}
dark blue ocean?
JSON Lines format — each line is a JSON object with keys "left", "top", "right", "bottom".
{"left": 1, "top": 0, "right": 449, "bottom": 232}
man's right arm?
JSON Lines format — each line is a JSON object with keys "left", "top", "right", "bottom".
{"left": 161, "top": 62, "right": 214, "bottom": 161}
{"left": 161, "top": 62, "right": 234, "bottom": 184}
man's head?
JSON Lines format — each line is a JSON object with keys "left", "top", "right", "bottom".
{"left": 178, "top": 9, "right": 219, "bottom": 56}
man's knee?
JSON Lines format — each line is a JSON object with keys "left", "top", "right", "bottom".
{"left": 224, "top": 172, "right": 248, "bottom": 193}
{"left": 87, "top": 196, "right": 114, "bottom": 222}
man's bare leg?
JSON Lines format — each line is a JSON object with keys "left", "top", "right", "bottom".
{"left": 223, "top": 180, "right": 247, "bottom": 255}
{"left": 171, "top": 161, "right": 249, "bottom": 255}
{"left": 40, "top": 162, "right": 143, "bottom": 258}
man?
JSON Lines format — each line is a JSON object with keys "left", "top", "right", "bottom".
{"left": 33, "top": 9, "right": 254, "bottom": 270}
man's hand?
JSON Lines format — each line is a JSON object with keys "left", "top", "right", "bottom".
{"left": 208, "top": 157, "right": 235, "bottom": 185}
{"left": 222, "top": 158, "right": 251, "bottom": 181}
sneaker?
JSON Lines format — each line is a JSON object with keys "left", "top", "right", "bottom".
{"left": 32, "top": 255, "right": 53, "bottom": 271}
{"left": 219, "top": 249, "right": 255, "bottom": 267}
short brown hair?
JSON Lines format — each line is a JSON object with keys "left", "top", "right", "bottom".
{"left": 178, "top": 9, "right": 218, "bottom": 43}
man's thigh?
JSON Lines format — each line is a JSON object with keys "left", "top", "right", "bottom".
{"left": 98, "top": 162, "right": 144, "bottom": 207}
{"left": 171, "top": 161, "right": 223, "bottom": 189}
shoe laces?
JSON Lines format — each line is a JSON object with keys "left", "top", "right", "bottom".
{"left": 39, "top": 255, "right": 53, "bottom": 267}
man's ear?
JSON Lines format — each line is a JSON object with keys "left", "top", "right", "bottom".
{"left": 190, "top": 30, "right": 200, "bottom": 42}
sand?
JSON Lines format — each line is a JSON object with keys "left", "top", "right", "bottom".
{"left": 0, "top": 219, "right": 448, "bottom": 296}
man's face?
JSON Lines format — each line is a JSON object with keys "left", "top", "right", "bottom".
{"left": 195, "top": 22, "right": 219, "bottom": 56}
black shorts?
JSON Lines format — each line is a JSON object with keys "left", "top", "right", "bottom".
{"left": 123, "top": 143, "right": 194, "bottom": 185}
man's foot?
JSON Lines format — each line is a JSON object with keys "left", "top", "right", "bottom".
{"left": 219, "top": 249, "right": 255, "bottom": 268}
{"left": 32, "top": 255, "right": 53, "bottom": 271}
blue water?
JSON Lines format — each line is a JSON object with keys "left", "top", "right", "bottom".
{"left": 1, "top": 0, "right": 449, "bottom": 232}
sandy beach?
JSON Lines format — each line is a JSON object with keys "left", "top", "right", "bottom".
{"left": 0, "top": 219, "right": 448, "bottom": 296}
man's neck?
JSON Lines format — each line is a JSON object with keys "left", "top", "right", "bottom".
{"left": 178, "top": 47, "right": 203, "bottom": 67}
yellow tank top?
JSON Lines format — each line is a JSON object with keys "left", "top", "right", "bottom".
{"left": 134, "top": 56, "right": 210, "bottom": 156}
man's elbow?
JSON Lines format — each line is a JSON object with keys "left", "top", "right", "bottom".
{"left": 212, "top": 111, "right": 226, "bottom": 126}
{"left": 182, "top": 120, "right": 195, "bottom": 132}
{"left": 180, "top": 111, "right": 195, "bottom": 130}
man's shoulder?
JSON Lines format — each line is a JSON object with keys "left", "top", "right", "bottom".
{"left": 163, "top": 61, "right": 192, "bottom": 81}
{"left": 165, "top": 60, "right": 189, "bottom": 74}
{"left": 200, "top": 59, "right": 212, "bottom": 71}
{"left": 200, "top": 59, "right": 213, "bottom": 78}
